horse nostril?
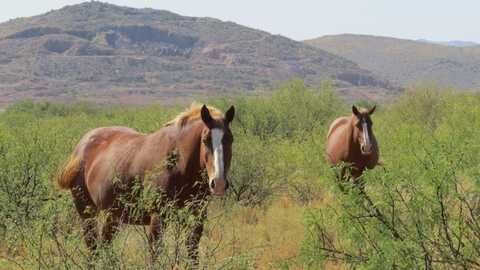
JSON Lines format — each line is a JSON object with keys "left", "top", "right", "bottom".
{"left": 210, "top": 180, "right": 216, "bottom": 189}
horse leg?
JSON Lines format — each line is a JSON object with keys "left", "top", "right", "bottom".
{"left": 352, "top": 168, "right": 366, "bottom": 191}
{"left": 72, "top": 186, "right": 98, "bottom": 253}
{"left": 335, "top": 166, "right": 348, "bottom": 192}
{"left": 101, "top": 212, "right": 120, "bottom": 247}
{"left": 186, "top": 209, "right": 206, "bottom": 267}
{"left": 147, "top": 213, "right": 165, "bottom": 265}
{"left": 338, "top": 164, "right": 366, "bottom": 192}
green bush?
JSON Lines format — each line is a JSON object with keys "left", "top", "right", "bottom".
{"left": 300, "top": 88, "right": 480, "bottom": 269}
{"left": 1, "top": 82, "right": 479, "bottom": 269}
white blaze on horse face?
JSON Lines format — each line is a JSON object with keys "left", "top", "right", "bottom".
{"left": 361, "top": 119, "right": 372, "bottom": 154}
{"left": 210, "top": 128, "right": 226, "bottom": 194}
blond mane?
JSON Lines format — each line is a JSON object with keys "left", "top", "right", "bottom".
{"left": 357, "top": 107, "right": 371, "bottom": 114}
{"left": 165, "top": 103, "right": 223, "bottom": 128}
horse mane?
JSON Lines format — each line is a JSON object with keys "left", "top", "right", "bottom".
{"left": 165, "top": 103, "right": 223, "bottom": 128}
{"left": 357, "top": 107, "right": 371, "bottom": 114}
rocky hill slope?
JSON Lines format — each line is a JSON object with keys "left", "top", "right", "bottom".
{"left": 0, "top": 2, "right": 394, "bottom": 107}
{"left": 306, "top": 34, "right": 480, "bottom": 91}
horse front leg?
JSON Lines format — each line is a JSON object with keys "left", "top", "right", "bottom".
{"left": 351, "top": 167, "right": 366, "bottom": 191}
{"left": 147, "top": 213, "right": 165, "bottom": 265}
{"left": 186, "top": 209, "right": 207, "bottom": 267}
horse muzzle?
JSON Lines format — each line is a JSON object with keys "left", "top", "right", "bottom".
{"left": 361, "top": 144, "right": 373, "bottom": 155}
{"left": 209, "top": 178, "right": 228, "bottom": 196}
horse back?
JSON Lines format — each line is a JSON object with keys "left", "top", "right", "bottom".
{"left": 79, "top": 126, "right": 143, "bottom": 167}
{"left": 325, "top": 117, "right": 351, "bottom": 165}
{"left": 326, "top": 117, "right": 350, "bottom": 140}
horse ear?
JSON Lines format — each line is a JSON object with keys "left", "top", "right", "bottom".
{"left": 201, "top": 105, "right": 214, "bottom": 128}
{"left": 352, "top": 105, "right": 360, "bottom": 117}
{"left": 225, "top": 105, "right": 235, "bottom": 124}
{"left": 368, "top": 105, "right": 376, "bottom": 115}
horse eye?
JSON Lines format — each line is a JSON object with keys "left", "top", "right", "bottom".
{"left": 203, "top": 135, "right": 211, "bottom": 145}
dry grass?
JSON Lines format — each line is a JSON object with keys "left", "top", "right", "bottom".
{"left": 199, "top": 192, "right": 345, "bottom": 269}
{"left": 101, "top": 195, "right": 325, "bottom": 269}
{"left": 1, "top": 186, "right": 346, "bottom": 269}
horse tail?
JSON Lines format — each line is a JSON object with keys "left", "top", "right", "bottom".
{"left": 57, "top": 155, "right": 81, "bottom": 189}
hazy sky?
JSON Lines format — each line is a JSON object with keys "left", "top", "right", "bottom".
{"left": 1, "top": 0, "right": 479, "bottom": 42}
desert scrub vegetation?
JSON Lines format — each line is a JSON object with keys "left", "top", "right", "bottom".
{"left": 0, "top": 81, "right": 479, "bottom": 269}
{"left": 301, "top": 86, "right": 480, "bottom": 269}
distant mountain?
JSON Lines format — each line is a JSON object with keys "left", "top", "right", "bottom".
{"left": 0, "top": 2, "right": 395, "bottom": 107}
{"left": 417, "top": 39, "right": 479, "bottom": 48}
{"left": 306, "top": 34, "right": 480, "bottom": 90}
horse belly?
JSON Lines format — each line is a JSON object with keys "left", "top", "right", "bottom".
{"left": 115, "top": 202, "right": 153, "bottom": 225}
{"left": 87, "top": 172, "right": 160, "bottom": 225}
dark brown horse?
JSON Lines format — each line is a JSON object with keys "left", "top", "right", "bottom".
{"left": 57, "top": 104, "right": 235, "bottom": 265}
{"left": 326, "top": 105, "right": 379, "bottom": 179}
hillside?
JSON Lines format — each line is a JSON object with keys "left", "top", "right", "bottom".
{"left": 0, "top": 2, "right": 394, "bottom": 107}
{"left": 417, "top": 39, "right": 479, "bottom": 48}
{"left": 305, "top": 34, "right": 480, "bottom": 90}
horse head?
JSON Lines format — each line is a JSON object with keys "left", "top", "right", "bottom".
{"left": 352, "top": 105, "right": 376, "bottom": 155}
{"left": 199, "top": 105, "right": 235, "bottom": 196}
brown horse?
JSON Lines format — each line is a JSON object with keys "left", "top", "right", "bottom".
{"left": 326, "top": 105, "right": 379, "bottom": 179}
{"left": 57, "top": 104, "right": 235, "bottom": 265}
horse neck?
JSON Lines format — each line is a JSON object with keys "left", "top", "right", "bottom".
{"left": 169, "top": 120, "right": 205, "bottom": 178}
{"left": 347, "top": 116, "right": 361, "bottom": 151}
